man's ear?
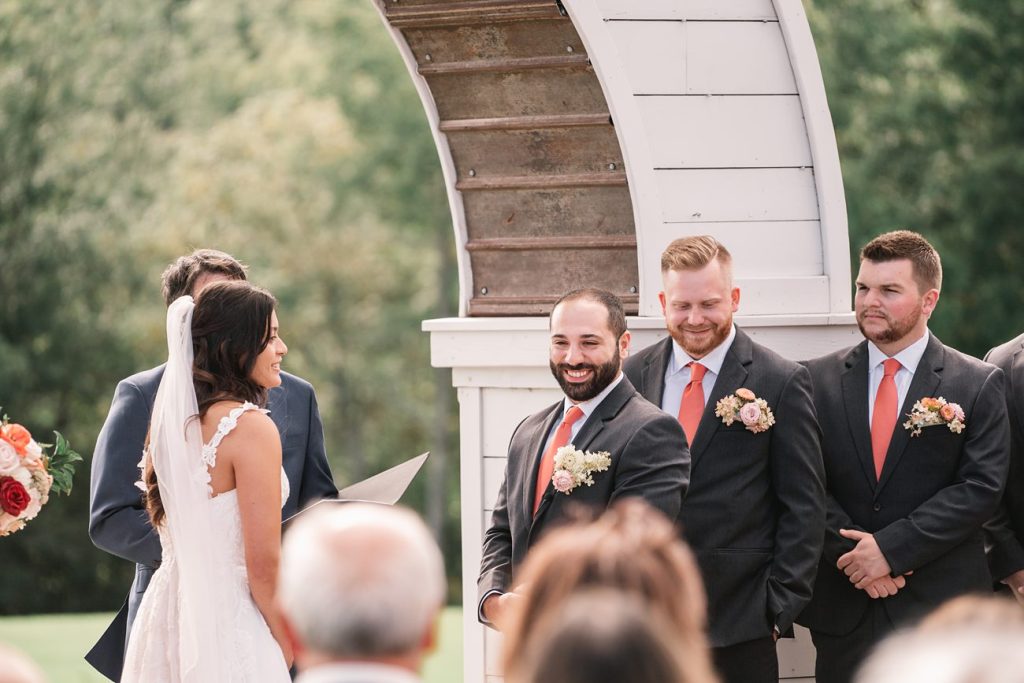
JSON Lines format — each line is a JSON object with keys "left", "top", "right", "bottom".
{"left": 618, "top": 330, "right": 631, "bottom": 359}
{"left": 420, "top": 612, "right": 441, "bottom": 654}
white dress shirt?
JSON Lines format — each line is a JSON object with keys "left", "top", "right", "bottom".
{"left": 866, "top": 331, "right": 930, "bottom": 424}
{"left": 661, "top": 325, "right": 737, "bottom": 415}
{"left": 542, "top": 372, "right": 625, "bottom": 452}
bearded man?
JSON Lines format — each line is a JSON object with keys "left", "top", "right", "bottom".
{"left": 478, "top": 288, "right": 690, "bottom": 629}
{"left": 796, "top": 230, "right": 1009, "bottom": 683}
{"left": 623, "top": 236, "right": 825, "bottom": 683}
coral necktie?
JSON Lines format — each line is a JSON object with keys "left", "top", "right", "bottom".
{"left": 871, "top": 358, "right": 902, "bottom": 480}
{"left": 678, "top": 362, "right": 707, "bottom": 446}
{"left": 534, "top": 406, "right": 585, "bottom": 515}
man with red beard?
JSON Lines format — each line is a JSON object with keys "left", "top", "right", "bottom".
{"left": 478, "top": 288, "right": 690, "bottom": 629}
{"left": 796, "top": 230, "right": 1009, "bottom": 683}
{"left": 623, "top": 236, "right": 825, "bottom": 683}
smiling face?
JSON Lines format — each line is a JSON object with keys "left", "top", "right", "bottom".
{"left": 249, "top": 310, "right": 287, "bottom": 389}
{"left": 659, "top": 259, "right": 739, "bottom": 360}
{"left": 855, "top": 258, "right": 938, "bottom": 355}
{"left": 548, "top": 297, "right": 630, "bottom": 403}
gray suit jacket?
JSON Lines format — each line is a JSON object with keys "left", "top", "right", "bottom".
{"left": 477, "top": 375, "right": 690, "bottom": 611}
{"left": 623, "top": 329, "right": 825, "bottom": 647}
{"left": 85, "top": 366, "right": 337, "bottom": 681}
{"left": 983, "top": 332, "right": 1024, "bottom": 583}
{"left": 798, "top": 334, "right": 1009, "bottom": 635}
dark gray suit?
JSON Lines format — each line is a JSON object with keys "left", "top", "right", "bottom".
{"left": 984, "top": 332, "right": 1024, "bottom": 584}
{"left": 85, "top": 366, "right": 337, "bottom": 681}
{"left": 624, "top": 329, "right": 825, "bottom": 659}
{"left": 798, "top": 334, "right": 1009, "bottom": 683}
{"left": 477, "top": 376, "right": 690, "bottom": 607}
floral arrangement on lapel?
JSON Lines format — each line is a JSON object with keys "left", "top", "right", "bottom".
{"left": 904, "top": 397, "right": 965, "bottom": 436}
{"left": 551, "top": 446, "right": 612, "bottom": 495}
{"left": 715, "top": 388, "right": 775, "bottom": 434}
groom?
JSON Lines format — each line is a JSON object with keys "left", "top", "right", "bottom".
{"left": 85, "top": 249, "right": 337, "bottom": 681}
{"left": 478, "top": 288, "right": 690, "bottom": 627}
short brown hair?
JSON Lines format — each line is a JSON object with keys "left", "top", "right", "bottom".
{"left": 552, "top": 288, "right": 627, "bottom": 339}
{"left": 860, "top": 230, "right": 942, "bottom": 293}
{"left": 160, "top": 249, "right": 248, "bottom": 306}
{"left": 661, "top": 236, "right": 732, "bottom": 275}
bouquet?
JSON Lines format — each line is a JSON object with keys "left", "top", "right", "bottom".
{"left": 0, "top": 408, "right": 81, "bottom": 537}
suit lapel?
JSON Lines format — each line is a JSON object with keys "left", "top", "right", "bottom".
{"left": 524, "top": 402, "right": 565, "bottom": 528}
{"left": 688, "top": 330, "right": 752, "bottom": 470}
{"left": 840, "top": 341, "right": 878, "bottom": 489}
{"left": 532, "top": 378, "right": 634, "bottom": 523}
{"left": 876, "top": 335, "right": 944, "bottom": 494}
{"left": 267, "top": 385, "right": 289, "bottom": 438}
{"left": 639, "top": 338, "right": 673, "bottom": 406}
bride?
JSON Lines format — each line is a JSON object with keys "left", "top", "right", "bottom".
{"left": 122, "top": 280, "right": 293, "bottom": 682}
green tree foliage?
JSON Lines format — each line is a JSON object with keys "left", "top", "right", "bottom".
{"left": 1, "top": 0, "right": 458, "bottom": 613}
{"left": 808, "top": 0, "right": 1024, "bottom": 355}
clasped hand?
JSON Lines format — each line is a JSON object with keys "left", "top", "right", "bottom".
{"left": 837, "top": 529, "right": 909, "bottom": 599}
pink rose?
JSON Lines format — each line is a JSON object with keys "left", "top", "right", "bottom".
{"left": 739, "top": 402, "right": 762, "bottom": 427}
{"left": 949, "top": 403, "right": 965, "bottom": 422}
{"left": 552, "top": 470, "right": 575, "bottom": 494}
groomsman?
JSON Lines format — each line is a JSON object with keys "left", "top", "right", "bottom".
{"left": 478, "top": 288, "right": 690, "bottom": 628}
{"left": 624, "top": 236, "right": 825, "bottom": 683}
{"left": 86, "top": 249, "right": 337, "bottom": 681}
{"left": 984, "top": 332, "right": 1024, "bottom": 603}
{"left": 798, "top": 230, "right": 1009, "bottom": 683}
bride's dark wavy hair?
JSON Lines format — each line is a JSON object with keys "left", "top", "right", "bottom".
{"left": 144, "top": 280, "right": 278, "bottom": 526}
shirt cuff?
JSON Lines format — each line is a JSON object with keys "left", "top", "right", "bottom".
{"left": 479, "top": 589, "right": 504, "bottom": 625}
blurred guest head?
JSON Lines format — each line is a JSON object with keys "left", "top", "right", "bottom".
{"left": 0, "top": 643, "right": 47, "bottom": 683}
{"left": 161, "top": 248, "right": 248, "bottom": 305}
{"left": 502, "top": 499, "right": 716, "bottom": 683}
{"left": 508, "top": 589, "right": 694, "bottom": 683}
{"left": 855, "top": 595, "right": 1024, "bottom": 683}
{"left": 278, "top": 504, "right": 445, "bottom": 678}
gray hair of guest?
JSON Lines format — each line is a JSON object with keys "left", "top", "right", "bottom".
{"left": 279, "top": 504, "right": 445, "bottom": 659}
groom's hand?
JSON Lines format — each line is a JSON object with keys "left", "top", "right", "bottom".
{"left": 837, "top": 529, "right": 892, "bottom": 589}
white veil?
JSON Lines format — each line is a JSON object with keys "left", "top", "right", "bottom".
{"left": 149, "top": 295, "right": 227, "bottom": 681}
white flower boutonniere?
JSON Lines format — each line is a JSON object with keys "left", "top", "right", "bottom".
{"left": 904, "top": 397, "right": 965, "bottom": 436}
{"left": 715, "top": 388, "right": 775, "bottom": 434}
{"left": 551, "top": 446, "right": 612, "bottom": 495}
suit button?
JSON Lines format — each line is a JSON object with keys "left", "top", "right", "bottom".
{"left": 873, "top": 503, "right": 881, "bottom": 512}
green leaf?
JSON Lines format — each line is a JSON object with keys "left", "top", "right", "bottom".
{"left": 47, "top": 430, "right": 82, "bottom": 496}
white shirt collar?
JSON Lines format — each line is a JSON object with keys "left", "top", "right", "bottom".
{"left": 867, "top": 330, "right": 930, "bottom": 374}
{"left": 296, "top": 663, "right": 421, "bottom": 683}
{"left": 668, "top": 324, "right": 737, "bottom": 377}
{"left": 562, "top": 371, "right": 625, "bottom": 419}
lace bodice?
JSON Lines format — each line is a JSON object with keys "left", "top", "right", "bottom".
{"left": 202, "top": 402, "right": 290, "bottom": 503}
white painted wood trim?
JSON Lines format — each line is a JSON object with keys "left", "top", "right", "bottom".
{"left": 369, "top": 1, "right": 472, "bottom": 316}
{"left": 457, "top": 386, "right": 486, "bottom": 683}
{"left": 561, "top": 0, "right": 667, "bottom": 316}
{"left": 773, "top": 0, "right": 852, "bottom": 314}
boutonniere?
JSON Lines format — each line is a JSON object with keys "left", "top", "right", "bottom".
{"left": 715, "top": 388, "right": 776, "bottom": 434}
{"left": 551, "top": 446, "right": 612, "bottom": 495}
{"left": 904, "top": 397, "right": 965, "bottom": 436}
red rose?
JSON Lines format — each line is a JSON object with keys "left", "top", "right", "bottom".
{"left": 0, "top": 476, "right": 31, "bottom": 516}
{"left": 0, "top": 424, "right": 32, "bottom": 455}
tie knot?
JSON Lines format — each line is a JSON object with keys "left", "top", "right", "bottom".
{"left": 564, "top": 406, "right": 585, "bottom": 425}
{"left": 688, "top": 362, "right": 707, "bottom": 384}
{"left": 882, "top": 358, "right": 901, "bottom": 377}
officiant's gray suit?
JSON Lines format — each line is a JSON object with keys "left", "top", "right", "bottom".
{"left": 85, "top": 365, "right": 337, "bottom": 682}
{"left": 477, "top": 375, "right": 690, "bottom": 611}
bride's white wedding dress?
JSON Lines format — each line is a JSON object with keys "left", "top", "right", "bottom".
{"left": 122, "top": 402, "right": 291, "bottom": 682}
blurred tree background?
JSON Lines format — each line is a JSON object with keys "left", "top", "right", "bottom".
{"left": 1, "top": 0, "right": 1021, "bottom": 613}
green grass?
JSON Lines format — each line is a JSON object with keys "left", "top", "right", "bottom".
{"left": 0, "top": 608, "right": 463, "bottom": 682}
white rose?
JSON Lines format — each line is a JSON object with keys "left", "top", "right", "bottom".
{"left": 12, "top": 467, "right": 32, "bottom": 488}
{"left": 22, "top": 439, "right": 43, "bottom": 466}
{"left": 0, "top": 440, "right": 21, "bottom": 476}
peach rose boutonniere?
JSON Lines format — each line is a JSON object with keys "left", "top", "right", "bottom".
{"left": 904, "top": 396, "right": 965, "bottom": 436}
{"left": 715, "top": 388, "right": 776, "bottom": 434}
{"left": 551, "top": 446, "right": 612, "bottom": 495}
